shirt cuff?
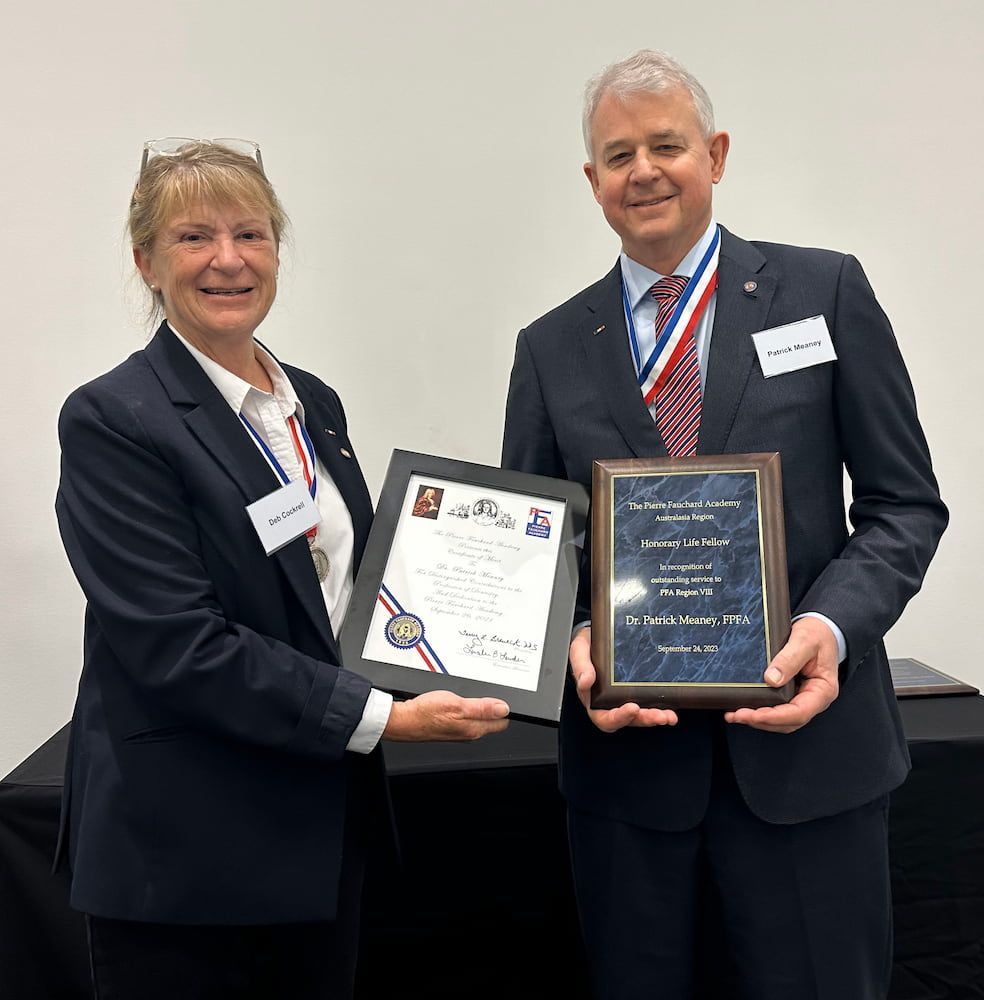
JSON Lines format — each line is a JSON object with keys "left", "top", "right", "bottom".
{"left": 792, "top": 612, "right": 847, "bottom": 664}
{"left": 345, "top": 687, "right": 394, "bottom": 754}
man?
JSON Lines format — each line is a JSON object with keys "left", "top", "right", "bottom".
{"left": 501, "top": 50, "right": 946, "bottom": 1000}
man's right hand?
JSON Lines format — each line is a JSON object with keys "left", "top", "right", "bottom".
{"left": 570, "top": 627, "right": 678, "bottom": 732}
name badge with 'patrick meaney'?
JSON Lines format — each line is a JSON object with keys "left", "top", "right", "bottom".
{"left": 751, "top": 315, "right": 837, "bottom": 378}
{"left": 245, "top": 478, "right": 321, "bottom": 556}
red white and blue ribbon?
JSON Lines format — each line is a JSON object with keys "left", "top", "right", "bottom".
{"left": 377, "top": 583, "right": 448, "bottom": 674}
{"left": 240, "top": 412, "right": 318, "bottom": 503}
{"left": 623, "top": 226, "right": 721, "bottom": 406}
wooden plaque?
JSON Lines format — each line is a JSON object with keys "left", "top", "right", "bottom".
{"left": 591, "top": 454, "right": 792, "bottom": 710}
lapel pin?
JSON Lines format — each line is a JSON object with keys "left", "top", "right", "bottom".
{"left": 340, "top": 448, "right": 352, "bottom": 459}
{"left": 743, "top": 280, "right": 758, "bottom": 294}
{"left": 595, "top": 324, "right": 606, "bottom": 335}
{"left": 325, "top": 428, "right": 337, "bottom": 436}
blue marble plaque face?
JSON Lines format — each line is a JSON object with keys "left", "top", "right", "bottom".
{"left": 611, "top": 471, "right": 767, "bottom": 685}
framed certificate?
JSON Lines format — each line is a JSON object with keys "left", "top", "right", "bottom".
{"left": 591, "top": 453, "right": 793, "bottom": 710}
{"left": 340, "top": 450, "right": 589, "bottom": 724}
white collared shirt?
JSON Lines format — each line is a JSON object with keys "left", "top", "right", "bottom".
{"left": 168, "top": 323, "right": 392, "bottom": 750}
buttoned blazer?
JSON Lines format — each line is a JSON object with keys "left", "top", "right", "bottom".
{"left": 55, "top": 323, "right": 379, "bottom": 924}
{"left": 502, "top": 227, "right": 947, "bottom": 829}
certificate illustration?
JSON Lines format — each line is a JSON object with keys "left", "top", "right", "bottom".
{"left": 341, "top": 451, "right": 589, "bottom": 723}
{"left": 361, "top": 473, "right": 566, "bottom": 692}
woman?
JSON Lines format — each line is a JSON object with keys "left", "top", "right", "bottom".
{"left": 55, "top": 139, "right": 509, "bottom": 999}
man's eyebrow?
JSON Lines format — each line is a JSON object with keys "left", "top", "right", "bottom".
{"left": 601, "top": 129, "right": 687, "bottom": 154}
{"left": 601, "top": 138, "right": 631, "bottom": 155}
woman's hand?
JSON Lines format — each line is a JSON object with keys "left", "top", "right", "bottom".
{"left": 382, "top": 690, "right": 510, "bottom": 742}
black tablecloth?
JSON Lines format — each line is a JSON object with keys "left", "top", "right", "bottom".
{"left": 2, "top": 697, "right": 983, "bottom": 999}
{"left": 0, "top": 726, "right": 86, "bottom": 1000}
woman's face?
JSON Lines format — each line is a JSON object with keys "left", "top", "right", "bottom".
{"left": 135, "top": 201, "right": 279, "bottom": 349}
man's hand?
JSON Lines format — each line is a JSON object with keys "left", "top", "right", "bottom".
{"left": 570, "top": 627, "right": 678, "bottom": 732}
{"left": 724, "top": 617, "right": 840, "bottom": 733}
{"left": 383, "top": 690, "right": 510, "bottom": 742}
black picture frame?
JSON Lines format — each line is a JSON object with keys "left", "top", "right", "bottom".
{"left": 339, "top": 450, "right": 589, "bottom": 725}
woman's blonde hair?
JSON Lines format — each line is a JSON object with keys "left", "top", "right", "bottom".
{"left": 128, "top": 141, "right": 289, "bottom": 321}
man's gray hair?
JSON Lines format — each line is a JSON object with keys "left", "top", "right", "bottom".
{"left": 582, "top": 49, "right": 715, "bottom": 159}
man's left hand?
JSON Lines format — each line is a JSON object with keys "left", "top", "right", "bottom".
{"left": 724, "top": 617, "right": 840, "bottom": 733}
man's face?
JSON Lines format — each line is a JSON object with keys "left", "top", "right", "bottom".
{"left": 584, "top": 87, "right": 729, "bottom": 273}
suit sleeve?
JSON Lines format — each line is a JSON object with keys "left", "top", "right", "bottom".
{"left": 501, "top": 329, "right": 566, "bottom": 480}
{"left": 56, "top": 383, "right": 371, "bottom": 761}
{"left": 796, "top": 254, "right": 948, "bottom": 676}
{"left": 502, "top": 328, "right": 592, "bottom": 622}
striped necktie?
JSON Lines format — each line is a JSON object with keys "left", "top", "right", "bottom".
{"left": 650, "top": 275, "right": 700, "bottom": 456}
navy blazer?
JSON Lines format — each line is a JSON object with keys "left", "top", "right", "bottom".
{"left": 502, "top": 228, "right": 947, "bottom": 829}
{"left": 56, "top": 324, "right": 379, "bottom": 924}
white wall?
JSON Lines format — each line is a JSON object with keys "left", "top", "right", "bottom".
{"left": 1, "top": 0, "right": 980, "bottom": 775}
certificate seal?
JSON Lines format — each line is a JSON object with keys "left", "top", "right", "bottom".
{"left": 385, "top": 612, "right": 425, "bottom": 649}
{"left": 471, "top": 498, "right": 499, "bottom": 526}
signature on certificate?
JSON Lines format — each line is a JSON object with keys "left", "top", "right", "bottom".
{"left": 459, "top": 629, "right": 538, "bottom": 662}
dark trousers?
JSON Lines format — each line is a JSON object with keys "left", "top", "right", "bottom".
{"left": 568, "top": 726, "right": 892, "bottom": 1000}
{"left": 85, "top": 793, "right": 367, "bottom": 1000}
{"left": 86, "top": 911, "right": 361, "bottom": 1000}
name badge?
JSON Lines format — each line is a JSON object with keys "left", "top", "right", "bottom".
{"left": 751, "top": 315, "right": 837, "bottom": 378}
{"left": 245, "top": 479, "right": 322, "bottom": 556}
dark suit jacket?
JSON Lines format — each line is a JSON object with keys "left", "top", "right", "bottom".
{"left": 55, "top": 323, "right": 380, "bottom": 924}
{"left": 502, "top": 227, "right": 947, "bottom": 829}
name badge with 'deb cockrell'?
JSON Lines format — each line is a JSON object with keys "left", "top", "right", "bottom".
{"left": 245, "top": 478, "right": 321, "bottom": 556}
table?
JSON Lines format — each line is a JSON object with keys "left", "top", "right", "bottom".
{"left": 2, "top": 696, "right": 982, "bottom": 999}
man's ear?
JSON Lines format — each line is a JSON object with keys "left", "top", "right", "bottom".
{"left": 584, "top": 161, "right": 603, "bottom": 205}
{"left": 709, "top": 131, "right": 730, "bottom": 184}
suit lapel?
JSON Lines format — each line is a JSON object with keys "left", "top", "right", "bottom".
{"left": 578, "top": 264, "right": 668, "bottom": 459}
{"left": 698, "top": 228, "right": 776, "bottom": 455}
{"left": 291, "top": 379, "right": 374, "bottom": 571}
{"left": 144, "top": 324, "right": 339, "bottom": 655}
{"left": 146, "top": 324, "right": 281, "bottom": 504}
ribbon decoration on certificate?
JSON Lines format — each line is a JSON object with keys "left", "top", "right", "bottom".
{"left": 375, "top": 582, "right": 449, "bottom": 674}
